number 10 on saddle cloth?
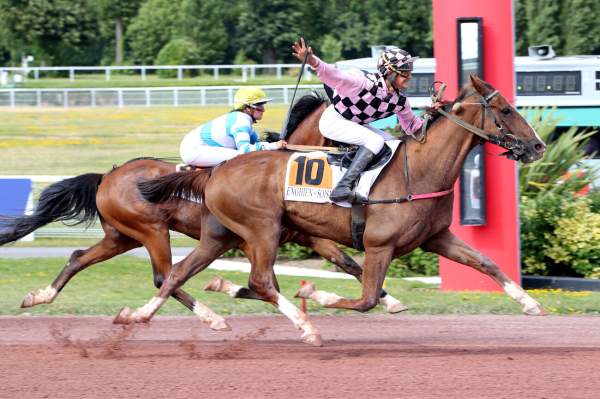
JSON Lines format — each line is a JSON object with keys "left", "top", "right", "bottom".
{"left": 284, "top": 141, "right": 401, "bottom": 206}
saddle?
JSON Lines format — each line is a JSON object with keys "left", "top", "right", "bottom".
{"left": 327, "top": 144, "right": 394, "bottom": 171}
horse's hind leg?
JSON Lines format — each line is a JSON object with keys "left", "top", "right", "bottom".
{"left": 421, "top": 228, "right": 544, "bottom": 315}
{"left": 21, "top": 224, "right": 140, "bottom": 308}
{"left": 291, "top": 233, "right": 407, "bottom": 313}
{"left": 113, "top": 213, "right": 241, "bottom": 325}
{"left": 116, "top": 226, "right": 230, "bottom": 330}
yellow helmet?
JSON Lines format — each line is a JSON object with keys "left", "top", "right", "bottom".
{"left": 234, "top": 86, "right": 272, "bottom": 110}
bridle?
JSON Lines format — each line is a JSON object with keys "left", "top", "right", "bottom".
{"left": 436, "top": 90, "right": 528, "bottom": 161}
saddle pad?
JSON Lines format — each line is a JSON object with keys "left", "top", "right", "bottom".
{"left": 284, "top": 140, "right": 401, "bottom": 207}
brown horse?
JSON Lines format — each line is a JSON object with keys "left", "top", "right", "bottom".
{"left": 118, "top": 76, "right": 546, "bottom": 346}
{"left": 0, "top": 93, "right": 405, "bottom": 329}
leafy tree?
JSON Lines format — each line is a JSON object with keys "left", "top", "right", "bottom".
{"left": 330, "top": 0, "right": 370, "bottom": 60}
{"left": 523, "top": 0, "right": 563, "bottom": 52}
{"left": 237, "top": 0, "right": 303, "bottom": 63}
{"left": 96, "top": 0, "right": 144, "bottom": 64}
{"left": 126, "top": 0, "right": 183, "bottom": 64}
{"left": 176, "top": 0, "right": 229, "bottom": 64}
{"left": 0, "top": 0, "right": 100, "bottom": 65}
{"left": 366, "top": 0, "right": 432, "bottom": 57}
{"left": 321, "top": 34, "right": 342, "bottom": 63}
{"left": 562, "top": 0, "right": 600, "bottom": 54}
{"left": 514, "top": 0, "right": 529, "bottom": 55}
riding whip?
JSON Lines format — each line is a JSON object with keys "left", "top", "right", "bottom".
{"left": 280, "top": 40, "right": 309, "bottom": 140}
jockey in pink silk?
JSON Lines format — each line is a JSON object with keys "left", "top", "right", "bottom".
{"left": 292, "top": 37, "right": 430, "bottom": 203}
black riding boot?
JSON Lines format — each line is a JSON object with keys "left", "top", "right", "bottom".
{"left": 329, "top": 146, "right": 376, "bottom": 203}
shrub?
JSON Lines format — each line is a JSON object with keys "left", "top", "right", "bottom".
{"left": 154, "top": 38, "right": 200, "bottom": 78}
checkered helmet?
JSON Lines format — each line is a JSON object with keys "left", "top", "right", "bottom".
{"left": 377, "top": 47, "right": 419, "bottom": 77}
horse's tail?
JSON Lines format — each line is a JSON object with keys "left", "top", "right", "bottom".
{"left": 0, "top": 173, "right": 103, "bottom": 245}
{"left": 137, "top": 170, "right": 211, "bottom": 204}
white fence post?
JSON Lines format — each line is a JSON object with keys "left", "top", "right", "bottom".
{"left": 141, "top": 67, "right": 146, "bottom": 81}
{"left": 69, "top": 69, "right": 75, "bottom": 81}
{"left": 63, "top": 90, "right": 68, "bottom": 108}
{"left": 36, "top": 90, "right": 41, "bottom": 107}
{"left": 242, "top": 67, "right": 247, "bottom": 82}
{"left": 227, "top": 87, "right": 233, "bottom": 106}
{"left": 177, "top": 68, "right": 183, "bottom": 80}
{"left": 283, "top": 87, "right": 289, "bottom": 104}
{"left": 118, "top": 89, "right": 123, "bottom": 107}
{"left": 213, "top": 67, "right": 219, "bottom": 80}
{"left": 201, "top": 87, "right": 206, "bottom": 105}
{"left": 91, "top": 90, "right": 96, "bottom": 107}
{"left": 9, "top": 90, "right": 15, "bottom": 107}
{"left": 105, "top": 69, "right": 111, "bottom": 81}
{"left": 276, "top": 66, "right": 282, "bottom": 79}
{"left": 174, "top": 89, "right": 179, "bottom": 107}
{"left": 145, "top": 89, "right": 150, "bottom": 107}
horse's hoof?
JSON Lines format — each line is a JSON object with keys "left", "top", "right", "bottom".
{"left": 295, "top": 282, "right": 316, "bottom": 299}
{"left": 204, "top": 276, "right": 224, "bottom": 292}
{"left": 386, "top": 302, "right": 409, "bottom": 314}
{"left": 113, "top": 307, "right": 133, "bottom": 324}
{"left": 302, "top": 333, "right": 323, "bottom": 347}
{"left": 21, "top": 292, "right": 35, "bottom": 308}
{"left": 524, "top": 305, "right": 545, "bottom": 316}
{"left": 210, "top": 318, "right": 232, "bottom": 331}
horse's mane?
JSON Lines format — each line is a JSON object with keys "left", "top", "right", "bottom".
{"left": 265, "top": 91, "right": 328, "bottom": 142}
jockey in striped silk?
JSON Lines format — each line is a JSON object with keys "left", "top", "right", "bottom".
{"left": 180, "top": 87, "right": 287, "bottom": 167}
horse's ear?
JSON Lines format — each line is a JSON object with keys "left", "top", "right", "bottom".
{"left": 469, "top": 74, "right": 486, "bottom": 94}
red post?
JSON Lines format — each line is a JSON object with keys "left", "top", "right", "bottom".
{"left": 432, "top": 0, "right": 520, "bottom": 291}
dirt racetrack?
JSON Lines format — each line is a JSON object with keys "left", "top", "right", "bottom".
{"left": 1, "top": 314, "right": 599, "bottom": 399}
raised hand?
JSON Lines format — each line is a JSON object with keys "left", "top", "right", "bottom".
{"left": 292, "top": 37, "right": 318, "bottom": 68}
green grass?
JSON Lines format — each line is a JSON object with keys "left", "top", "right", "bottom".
{"left": 15, "top": 73, "right": 312, "bottom": 89}
{"left": 0, "top": 105, "right": 289, "bottom": 175}
{"left": 1, "top": 257, "right": 598, "bottom": 316}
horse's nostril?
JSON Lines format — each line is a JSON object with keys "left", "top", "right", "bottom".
{"left": 534, "top": 143, "right": 545, "bottom": 152}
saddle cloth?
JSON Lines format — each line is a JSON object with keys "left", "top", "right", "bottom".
{"left": 284, "top": 140, "right": 401, "bottom": 207}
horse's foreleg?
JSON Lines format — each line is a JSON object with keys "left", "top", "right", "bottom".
{"left": 296, "top": 247, "right": 394, "bottom": 313}
{"left": 21, "top": 229, "right": 140, "bottom": 308}
{"left": 289, "top": 234, "right": 407, "bottom": 313}
{"left": 421, "top": 229, "right": 544, "bottom": 315}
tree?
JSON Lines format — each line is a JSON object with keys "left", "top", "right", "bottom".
{"left": 176, "top": 0, "right": 230, "bottom": 64}
{"left": 523, "top": 0, "right": 563, "bottom": 52}
{"left": 366, "top": 0, "right": 432, "bottom": 57}
{"left": 97, "top": 0, "right": 144, "bottom": 64}
{"left": 0, "top": 0, "right": 100, "bottom": 65}
{"left": 126, "top": 0, "right": 183, "bottom": 64}
{"left": 562, "top": 0, "right": 600, "bottom": 54}
{"left": 237, "top": 0, "right": 303, "bottom": 63}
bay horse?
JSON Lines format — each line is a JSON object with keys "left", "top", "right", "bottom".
{"left": 119, "top": 76, "right": 546, "bottom": 346}
{"left": 0, "top": 93, "right": 405, "bottom": 329}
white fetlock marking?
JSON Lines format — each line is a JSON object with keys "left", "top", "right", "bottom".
{"left": 193, "top": 300, "right": 224, "bottom": 325}
{"left": 311, "top": 290, "right": 343, "bottom": 306}
{"left": 223, "top": 280, "right": 243, "bottom": 298}
{"left": 132, "top": 296, "right": 166, "bottom": 320}
{"left": 35, "top": 286, "right": 58, "bottom": 304}
{"left": 276, "top": 294, "right": 319, "bottom": 336}
{"left": 503, "top": 281, "right": 541, "bottom": 313}
{"left": 380, "top": 295, "right": 403, "bottom": 311}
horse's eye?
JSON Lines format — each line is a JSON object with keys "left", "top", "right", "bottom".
{"left": 501, "top": 108, "right": 511, "bottom": 115}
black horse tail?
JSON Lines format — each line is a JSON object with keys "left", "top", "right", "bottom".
{"left": 137, "top": 169, "right": 211, "bottom": 204}
{"left": 0, "top": 173, "right": 103, "bottom": 245}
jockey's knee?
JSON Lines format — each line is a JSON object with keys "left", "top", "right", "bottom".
{"left": 364, "top": 135, "right": 385, "bottom": 154}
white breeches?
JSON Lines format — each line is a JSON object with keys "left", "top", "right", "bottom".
{"left": 318, "top": 104, "right": 395, "bottom": 154}
{"left": 180, "top": 134, "right": 239, "bottom": 167}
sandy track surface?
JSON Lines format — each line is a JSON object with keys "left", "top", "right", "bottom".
{"left": 1, "top": 314, "right": 599, "bottom": 399}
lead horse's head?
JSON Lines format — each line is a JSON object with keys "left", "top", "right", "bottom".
{"left": 459, "top": 75, "right": 546, "bottom": 163}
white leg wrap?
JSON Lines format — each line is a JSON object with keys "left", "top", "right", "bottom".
{"left": 503, "top": 281, "right": 542, "bottom": 315}
{"left": 35, "top": 286, "right": 58, "bottom": 303}
{"left": 192, "top": 300, "right": 230, "bottom": 331}
{"left": 223, "top": 281, "right": 243, "bottom": 297}
{"left": 310, "top": 290, "right": 343, "bottom": 307}
{"left": 131, "top": 296, "right": 166, "bottom": 320}
{"left": 276, "top": 294, "right": 319, "bottom": 336}
{"left": 380, "top": 294, "right": 408, "bottom": 313}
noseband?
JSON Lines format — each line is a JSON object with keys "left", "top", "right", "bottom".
{"left": 436, "top": 90, "right": 528, "bottom": 160}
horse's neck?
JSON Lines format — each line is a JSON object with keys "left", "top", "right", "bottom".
{"left": 286, "top": 104, "right": 328, "bottom": 146}
{"left": 393, "top": 111, "right": 481, "bottom": 193}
